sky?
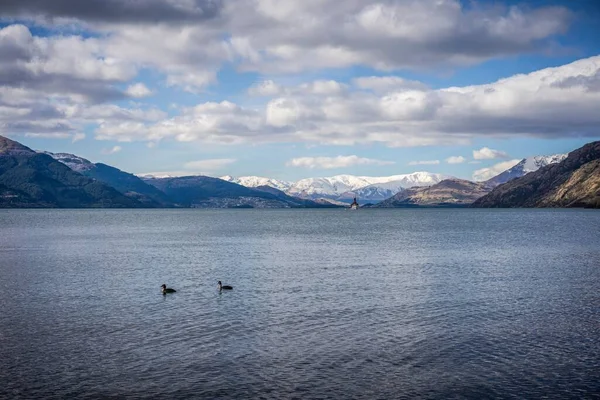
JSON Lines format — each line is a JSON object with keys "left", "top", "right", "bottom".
{"left": 1, "top": 0, "right": 600, "bottom": 182}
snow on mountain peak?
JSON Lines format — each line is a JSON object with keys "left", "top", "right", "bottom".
{"left": 40, "top": 151, "right": 95, "bottom": 172}
{"left": 284, "top": 172, "right": 449, "bottom": 202}
{"left": 521, "top": 154, "right": 567, "bottom": 173}
{"left": 220, "top": 176, "right": 292, "bottom": 191}
{"left": 486, "top": 153, "right": 567, "bottom": 186}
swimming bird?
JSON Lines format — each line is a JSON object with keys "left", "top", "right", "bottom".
{"left": 218, "top": 281, "right": 233, "bottom": 291}
{"left": 161, "top": 284, "right": 176, "bottom": 294}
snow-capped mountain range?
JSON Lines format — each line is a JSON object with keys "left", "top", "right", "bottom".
{"left": 220, "top": 175, "right": 292, "bottom": 191}
{"left": 222, "top": 172, "right": 449, "bottom": 203}
{"left": 486, "top": 154, "right": 567, "bottom": 186}
{"left": 223, "top": 154, "right": 568, "bottom": 204}
{"left": 41, "top": 149, "right": 568, "bottom": 205}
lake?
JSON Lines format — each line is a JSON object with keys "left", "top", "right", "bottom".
{"left": 1, "top": 209, "right": 599, "bottom": 399}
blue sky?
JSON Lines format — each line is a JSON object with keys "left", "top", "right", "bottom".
{"left": 1, "top": 0, "right": 600, "bottom": 182}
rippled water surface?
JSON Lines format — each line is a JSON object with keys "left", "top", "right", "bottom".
{"left": 1, "top": 209, "right": 600, "bottom": 399}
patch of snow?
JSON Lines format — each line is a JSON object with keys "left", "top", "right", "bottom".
{"left": 486, "top": 153, "right": 567, "bottom": 185}
{"left": 220, "top": 175, "right": 293, "bottom": 191}
{"left": 40, "top": 151, "right": 95, "bottom": 172}
{"left": 137, "top": 174, "right": 176, "bottom": 179}
{"left": 521, "top": 154, "right": 567, "bottom": 173}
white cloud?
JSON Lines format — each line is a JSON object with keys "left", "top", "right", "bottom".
{"left": 85, "top": 55, "right": 600, "bottom": 147}
{"left": 265, "top": 97, "right": 323, "bottom": 128}
{"left": 125, "top": 83, "right": 153, "bottom": 98}
{"left": 473, "top": 147, "right": 510, "bottom": 160}
{"left": 103, "top": 24, "right": 224, "bottom": 92}
{"left": 0, "top": 0, "right": 573, "bottom": 92}
{"left": 286, "top": 155, "right": 394, "bottom": 169}
{"left": 101, "top": 145, "right": 122, "bottom": 155}
{"left": 94, "top": 101, "right": 254, "bottom": 143}
{"left": 250, "top": 79, "right": 347, "bottom": 97}
{"left": 446, "top": 156, "right": 466, "bottom": 164}
{"left": 379, "top": 90, "right": 439, "bottom": 120}
{"left": 0, "top": 25, "right": 135, "bottom": 102}
{"left": 184, "top": 158, "right": 236, "bottom": 171}
{"left": 0, "top": 0, "right": 582, "bottom": 144}
{"left": 69, "top": 104, "right": 166, "bottom": 123}
{"left": 408, "top": 160, "right": 440, "bottom": 166}
{"left": 226, "top": 0, "right": 572, "bottom": 73}
{"left": 353, "top": 76, "right": 428, "bottom": 93}
{"left": 0, "top": 10, "right": 597, "bottom": 149}
{"left": 248, "top": 80, "right": 283, "bottom": 96}
{"left": 297, "top": 80, "right": 347, "bottom": 95}
{"left": 0, "top": 25, "right": 170, "bottom": 140}
{"left": 472, "top": 159, "right": 521, "bottom": 181}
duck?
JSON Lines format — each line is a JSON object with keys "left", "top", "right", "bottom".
{"left": 218, "top": 281, "right": 233, "bottom": 291}
{"left": 161, "top": 284, "right": 176, "bottom": 294}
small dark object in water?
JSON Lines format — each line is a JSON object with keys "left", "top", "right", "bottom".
{"left": 161, "top": 284, "right": 176, "bottom": 294}
{"left": 218, "top": 281, "right": 233, "bottom": 290}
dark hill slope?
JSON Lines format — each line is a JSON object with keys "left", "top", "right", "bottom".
{"left": 44, "top": 152, "right": 173, "bottom": 207}
{"left": 144, "top": 176, "right": 306, "bottom": 208}
{"left": 84, "top": 163, "right": 173, "bottom": 206}
{"left": 472, "top": 141, "right": 600, "bottom": 208}
{"left": 0, "top": 136, "right": 143, "bottom": 208}
{"left": 375, "top": 179, "right": 491, "bottom": 207}
{"left": 485, "top": 154, "right": 567, "bottom": 187}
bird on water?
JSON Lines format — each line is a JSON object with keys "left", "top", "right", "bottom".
{"left": 161, "top": 284, "right": 176, "bottom": 294}
{"left": 218, "top": 281, "right": 233, "bottom": 291}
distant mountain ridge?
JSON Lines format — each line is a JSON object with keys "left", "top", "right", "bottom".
{"left": 486, "top": 154, "right": 567, "bottom": 186}
{"left": 223, "top": 153, "right": 567, "bottom": 205}
{"left": 473, "top": 141, "right": 600, "bottom": 208}
{"left": 220, "top": 175, "right": 292, "bottom": 192}
{"left": 2, "top": 134, "right": 594, "bottom": 209}
{"left": 368, "top": 154, "right": 568, "bottom": 207}
{"left": 223, "top": 172, "right": 449, "bottom": 203}
{"left": 1, "top": 137, "right": 343, "bottom": 209}
{"left": 144, "top": 175, "right": 337, "bottom": 208}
